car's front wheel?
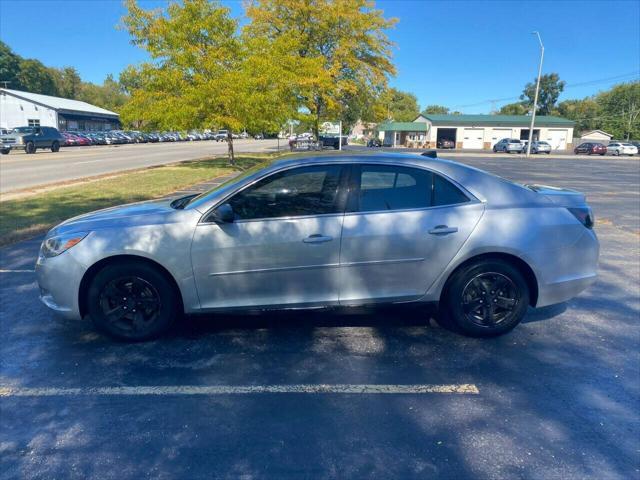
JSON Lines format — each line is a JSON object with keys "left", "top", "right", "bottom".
{"left": 439, "top": 259, "right": 529, "bottom": 337}
{"left": 0, "top": 148, "right": 9, "bottom": 155}
{"left": 87, "top": 261, "right": 180, "bottom": 341}
{"left": 25, "top": 141, "right": 36, "bottom": 154}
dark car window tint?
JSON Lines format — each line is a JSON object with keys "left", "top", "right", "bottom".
{"left": 355, "top": 165, "right": 432, "bottom": 212}
{"left": 228, "top": 165, "right": 343, "bottom": 220}
{"left": 433, "top": 174, "right": 470, "bottom": 206}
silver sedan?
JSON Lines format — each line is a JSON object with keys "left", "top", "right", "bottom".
{"left": 36, "top": 154, "right": 599, "bottom": 340}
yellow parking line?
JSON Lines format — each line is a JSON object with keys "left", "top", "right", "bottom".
{"left": 0, "top": 384, "right": 480, "bottom": 396}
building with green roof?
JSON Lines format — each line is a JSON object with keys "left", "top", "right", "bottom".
{"left": 377, "top": 113, "right": 575, "bottom": 151}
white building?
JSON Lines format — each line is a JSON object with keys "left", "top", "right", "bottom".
{"left": 579, "top": 129, "right": 613, "bottom": 143}
{"left": 0, "top": 88, "right": 120, "bottom": 131}
{"left": 378, "top": 114, "right": 576, "bottom": 151}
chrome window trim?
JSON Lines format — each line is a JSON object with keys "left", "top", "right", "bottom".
{"left": 198, "top": 160, "right": 480, "bottom": 225}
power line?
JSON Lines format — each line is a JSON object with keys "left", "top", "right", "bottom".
{"left": 449, "top": 71, "right": 640, "bottom": 109}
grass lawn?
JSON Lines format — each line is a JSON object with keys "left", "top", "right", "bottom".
{"left": 0, "top": 153, "right": 283, "bottom": 246}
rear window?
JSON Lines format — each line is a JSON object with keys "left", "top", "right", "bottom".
{"left": 433, "top": 174, "right": 470, "bottom": 206}
{"left": 509, "top": 139, "right": 521, "bottom": 143}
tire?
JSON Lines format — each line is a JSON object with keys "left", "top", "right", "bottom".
{"left": 25, "top": 142, "right": 36, "bottom": 154}
{"left": 0, "top": 148, "right": 9, "bottom": 155}
{"left": 51, "top": 141, "right": 60, "bottom": 152}
{"left": 438, "top": 259, "right": 529, "bottom": 337}
{"left": 87, "top": 261, "right": 180, "bottom": 341}
{"left": 614, "top": 150, "right": 620, "bottom": 156}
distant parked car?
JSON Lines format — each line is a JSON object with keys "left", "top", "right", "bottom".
{"left": 254, "top": 133, "right": 264, "bottom": 140}
{"left": 367, "top": 138, "right": 382, "bottom": 147}
{"left": 437, "top": 138, "right": 455, "bottom": 149}
{"left": 527, "top": 141, "right": 552, "bottom": 154}
{"left": 574, "top": 142, "right": 606, "bottom": 155}
{"left": 1, "top": 126, "right": 65, "bottom": 154}
{"left": 607, "top": 142, "right": 638, "bottom": 156}
{"left": 630, "top": 141, "right": 640, "bottom": 155}
{"left": 493, "top": 138, "right": 524, "bottom": 153}
{"left": 214, "top": 130, "right": 229, "bottom": 141}
{"left": 319, "top": 135, "right": 347, "bottom": 150}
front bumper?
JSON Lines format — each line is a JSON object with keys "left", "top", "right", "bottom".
{"left": 36, "top": 250, "right": 87, "bottom": 320}
{"left": 1, "top": 143, "right": 25, "bottom": 151}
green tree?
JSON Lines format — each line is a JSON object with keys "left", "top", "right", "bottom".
{"left": 520, "top": 73, "right": 565, "bottom": 116}
{"left": 121, "top": 0, "right": 295, "bottom": 162}
{"left": 498, "top": 102, "right": 528, "bottom": 115}
{"left": 245, "top": 0, "right": 397, "bottom": 135}
{"left": 595, "top": 81, "right": 640, "bottom": 140}
{"left": 0, "top": 41, "right": 21, "bottom": 89}
{"left": 368, "top": 88, "right": 419, "bottom": 122}
{"left": 555, "top": 98, "right": 600, "bottom": 134}
{"left": 422, "top": 104, "right": 449, "bottom": 115}
{"left": 54, "top": 66, "right": 83, "bottom": 99}
{"left": 15, "top": 59, "right": 58, "bottom": 95}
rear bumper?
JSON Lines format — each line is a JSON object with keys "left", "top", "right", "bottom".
{"left": 535, "top": 228, "right": 599, "bottom": 307}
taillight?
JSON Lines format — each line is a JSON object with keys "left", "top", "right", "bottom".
{"left": 567, "top": 207, "right": 594, "bottom": 229}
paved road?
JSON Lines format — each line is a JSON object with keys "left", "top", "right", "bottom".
{"left": 1, "top": 156, "right": 638, "bottom": 479}
{"left": 0, "top": 139, "right": 281, "bottom": 194}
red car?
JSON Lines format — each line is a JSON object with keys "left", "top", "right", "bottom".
{"left": 574, "top": 142, "right": 606, "bottom": 155}
{"left": 62, "top": 132, "right": 78, "bottom": 146}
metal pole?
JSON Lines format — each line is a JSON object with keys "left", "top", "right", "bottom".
{"left": 338, "top": 120, "right": 342, "bottom": 151}
{"left": 526, "top": 31, "right": 544, "bottom": 157}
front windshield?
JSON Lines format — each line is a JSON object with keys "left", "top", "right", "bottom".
{"left": 13, "top": 127, "right": 35, "bottom": 134}
{"left": 183, "top": 160, "right": 273, "bottom": 209}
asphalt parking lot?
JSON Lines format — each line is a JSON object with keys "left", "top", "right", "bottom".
{"left": 1, "top": 155, "right": 638, "bottom": 479}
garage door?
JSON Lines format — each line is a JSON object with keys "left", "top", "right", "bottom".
{"left": 491, "top": 128, "right": 512, "bottom": 146}
{"left": 462, "top": 128, "right": 484, "bottom": 149}
{"left": 546, "top": 129, "right": 567, "bottom": 150}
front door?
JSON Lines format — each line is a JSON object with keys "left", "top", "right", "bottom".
{"left": 338, "top": 164, "right": 484, "bottom": 304}
{"left": 191, "top": 164, "right": 348, "bottom": 310}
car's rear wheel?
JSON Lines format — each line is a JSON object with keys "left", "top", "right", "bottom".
{"left": 25, "top": 142, "right": 36, "bottom": 154}
{"left": 87, "top": 261, "right": 179, "bottom": 341}
{"left": 51, "top": 141, "right": 60, "bottom": 152}
{"left": 439, "top": 259, "right": 529, "bottom": 337}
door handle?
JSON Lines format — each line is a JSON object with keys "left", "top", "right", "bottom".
{"left": 428, "top": 225, "right": 458, "bottom": 235}
{"left": 303, "top": 234, "right": 333, "bottom": 244}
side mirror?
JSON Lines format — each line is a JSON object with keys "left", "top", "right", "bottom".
{"left": 211, "top": 203, "right": 234, "bottom": 223}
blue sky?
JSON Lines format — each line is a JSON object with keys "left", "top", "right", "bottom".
{"left": 1, "top": 0, "right": 638, "bottom": 113}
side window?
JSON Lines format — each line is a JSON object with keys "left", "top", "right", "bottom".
{"left": 433, "top": 174, "right": 470, "bottom": 206}
{"left": 353, "top": 165, "right": 432, "bottom": 212}
{"left": 228, "top": 165, "right": 343, "bottom": 220}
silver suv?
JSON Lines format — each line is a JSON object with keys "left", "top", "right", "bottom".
{"left": 1, "top": 126, "right": 65, "bottom": 154}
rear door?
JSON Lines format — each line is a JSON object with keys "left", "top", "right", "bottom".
{"left": 338, "top": 164, "right": 484, "bottom": 304}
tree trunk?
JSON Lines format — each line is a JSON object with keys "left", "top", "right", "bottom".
{"left": 227, "top": 132, "right": 235, "bottom": 166}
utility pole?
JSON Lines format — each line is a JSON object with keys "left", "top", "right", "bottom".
{"left": 338, "top": 120, "right": 342, "bottom": 151}
{"left": 526, "top": 31, "right": 544, "bottom": 157}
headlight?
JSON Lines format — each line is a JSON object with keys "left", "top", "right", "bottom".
{"left": 40, "top": 232, "right": 89, "bottom": 258}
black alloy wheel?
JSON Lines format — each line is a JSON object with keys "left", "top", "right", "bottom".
{"left": 461, "top": 272, "right": 519, "bottom": 328}
{"left": 439, "top": 259, "right": 529, "bottom": 337}
{"left": 88, "top": 261, "right": 179, "bottom": 341}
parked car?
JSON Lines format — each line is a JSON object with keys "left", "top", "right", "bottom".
{"left": 1, "top": 126, "right": 65, "bottom": 154}
{"left": 574, "top": 142, "right": 607, "bottom": 155}
{"left": 36, "top": 154, "right": 598, "bottom": 341}
{"left": 493, "top": 138, "right": 524, "bottom": 153}
{"left": 319, "top": 135, "right": 347, "bottom": 149}
{"left": 606, "top": 142, "right": 638, "bottom": 156}
{"left": 214, "top": 130, "right": 229, "bottom": 141}
{"left": 527, "top": 141, "right": 552, "bottom": 154}
{"left": 254, "top": 133, "right": 264, "bottom": 140}
{"left": 630, "top": 141, "right": 640, "bottom": 155}
{"left": 437, "top": 138, "right": 455, "bottom": 149}
{"left": 367, "top": 138, "right": 382, "bottom": 147}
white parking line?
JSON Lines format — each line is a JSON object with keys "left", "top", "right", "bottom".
{"left": 0, "top": 384, "right": 479, "bottom": 397}
{"left": 0, "top": 269, "right": 35, "bottom": 273}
